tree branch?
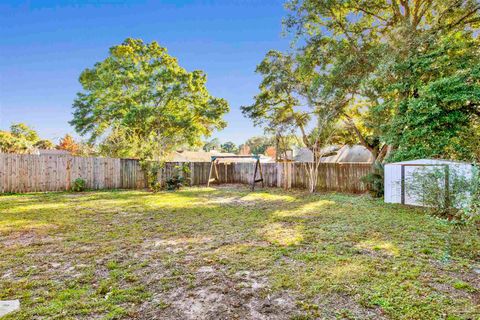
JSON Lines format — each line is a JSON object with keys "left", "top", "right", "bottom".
{"left": 343, "top": 115, "right": 373, "bottom": 152}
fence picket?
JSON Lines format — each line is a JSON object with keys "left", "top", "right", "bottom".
{"left": 0, "top": 153, "right": 372, "bottom": 193}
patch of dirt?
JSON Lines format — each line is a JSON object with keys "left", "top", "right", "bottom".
{"left": 1, "top": 232, "right": 60, "bottom": 248}
{"left": 423, "top": 262, "right": 480, "bottom": 309}
{"left": 210, "top": 184, "right": 253, "bottom": 191}
{"left": 312, "top": 292, "right": 387, "bottom": 319}
{"left": 426, "top": 280, "right": 472, "bottom": 300}
{"left": 139, "top": 266, "right": 300, "bottom": 320}
{"left": 429, "top": 260, "right": 480, "bottom": 290}
{"left": 355, "top": 248, "right": 396, "bottom": 259}
{"left": 142, "top": 237, "right": 214, "bottom": 254}
{"left": 206, "top": 196, "right": 257, "bottom": 207}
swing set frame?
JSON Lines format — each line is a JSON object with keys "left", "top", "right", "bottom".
{"left": 207, "top": 155, "right": 264, "bottom": 191}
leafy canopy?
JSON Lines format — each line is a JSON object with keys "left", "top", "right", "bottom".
{"left": 71, "top": 38, "right": 229, "bottom": 159}
{"left": 203, "top": 138, "right": 221, "bottom": 152}
{"left": 220, "top": 141, "right": 238, "bottom": 154}
{"left": 0, "top": 123, "right": 54, "bottom": 154}
{"left": 243, "top": 136, "right": 275, "bottom": 155}
{"left": 57, "top": 134, "right": 80, "bottom": 154}
{"left": 241, "top": 50, "right": 343, "bottom": 155}
{"left": 284, "top": 0, "right": 480, "bottom": 162}
{"left": 382, "top": 32, "right": 480, "bottom": 161}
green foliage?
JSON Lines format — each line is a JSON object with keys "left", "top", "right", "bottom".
{"left": 283, "top": 0, "right": 480, "bottom": 163}
{"left": 243, "top": 136, "right": 274, "bottom": 155}
{"left": 0, "top": 123, "right": 52, "bottom": 154}
{"left": 1, "top": 189, "right": 478, "bottom": 319}
{"left": 165, "top": 164, "right": 190, "bottom": 191}
{"left": 408, "top": 166, "right": 476, "bottom": 223}
{"left": 202, "top": 138, "right": 221, "bottom": 152}
{"left": 165, "top": 175, "right": 185, "bottom": 191}
{"left": 34, "top": 139, "right": 55, "bottom": 150}
{"left": 241, "top": 47, "right": 363, "bottom": 192}
{"left": 462, "top": 165, "right": 480, "bottom": 228}
{"left": 98, "top": 126, "right": 138, "bottom": 159}
{"left": 71, "top": 178, "right": 87, "bottom": 192}
{"left": 200, "top": 139, "right": 238, "bottom": 153}
{"left": 382, "top": 33, "right": 480, "bottom": 162}
{"left": 71, "top": 38, "right": 229, "bottom": 160}
{"left": 361, "top": 163, "right": 384, "bottom": 198}
{"left": 10, "top": 123, "right": 39, "bottom": 142}
{"left": 139, "top": 160, "right": 162, "bottom": 192}
{"left": 220, "top": 141, "right": 238, "bottom": 153}
{"left": 138, "top": 161, "right": 190, "bottom": 192}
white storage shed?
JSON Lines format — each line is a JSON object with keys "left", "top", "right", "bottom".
{"left": 384, "top": 159, "right": 473, "bottom": 207}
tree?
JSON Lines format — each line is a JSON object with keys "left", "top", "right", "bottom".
{"left": 203, "top": 138, "right": 221, "bottom": 152}
{"left": 244, "top": 136, "right": 274, "bottom": 155}
{"left": 0, "top": 131, "right": 25, "bottom": 153}
{"left": 70, "top": 38, "right": 229, "bottom": 161}
{"left": 57, "top": 134, "right": 79, "bottom": 154}
{"left": 284, "top": 0, "right": 480, "bottom": 162}
{"left": 238, "top": 144, "right": 251, "bottom": 155}
{"left": 10, "top": 123, "right": 39, "bottom": 142}
{"left": 220, "top": 141, "right": 238, "bottom": 153}
{"left": 0, "top": 123, "right": 45, "bottom": 154}
{"left": 98, "top": 126, "right": 137, "bottom": 158}
{"left": 242, "top": 52, "right": 339, "bottom": 193}
{"left": 265, "top": 146, "right": 276, "bottom": 158}
{"left": 34, "top": 139, "right": 55, "bottom": 150}
{"left": 381, "top": 32, "right": 480, "bottom": 162}
{"left": 76, "top": 142, "right": 97, "bottom": 157}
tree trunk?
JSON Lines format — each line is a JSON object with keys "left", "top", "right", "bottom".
{"left": 305, "top": 150, "right": 320, "bottom": 193}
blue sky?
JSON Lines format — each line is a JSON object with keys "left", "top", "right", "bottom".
{"left": 0, "top": 0, "right": 291, "bottom": 145}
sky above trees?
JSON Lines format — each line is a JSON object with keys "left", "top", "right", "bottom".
{"left": 0, "top": 0, "right": 289, "bottom": 144}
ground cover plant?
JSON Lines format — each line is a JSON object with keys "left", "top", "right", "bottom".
{"left": 0, "top": 186, "right": 479, "bottom": 319}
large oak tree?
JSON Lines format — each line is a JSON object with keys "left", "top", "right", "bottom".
{"left": 71, "top": 38, "right": 229, "bottom": 160}
{"left": 284, "top": 0, "right": 480, "bottom": 162}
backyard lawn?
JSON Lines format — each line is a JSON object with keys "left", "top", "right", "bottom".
{"left": 0, "top": 186, "right": 479, "bottom": 319}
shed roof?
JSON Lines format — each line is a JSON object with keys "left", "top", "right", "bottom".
{"left": 385, "top": 159, "right": 472, "bottom": 166}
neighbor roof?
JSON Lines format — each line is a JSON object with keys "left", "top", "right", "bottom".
{"left": 293, "top": 145, "right": 374, "bottom": 163}
{"left": 36, "top": 149, "right": 71, "bottom": 156}
{"left": 322, "top": 145, "right": 374, "bottom": 163}
{"left": 169, "top": 150, "right": 236, "bottom": 162}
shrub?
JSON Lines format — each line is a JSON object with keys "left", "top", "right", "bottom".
{"left": 71, "top": 178, "right": 86, "bottom": 192}
{"left": 165, "top": 164, "right": 190, "bottom": 191}
{"left": 361, "top": 163, "right": 384, "bottom": 198}
{"left": 408, "top": 165, "right": 479, "bottom": 263}
{"left": 139, "top": 160, "right": 162, "bottom": 192}
{"left": 408, "top": 165, "right": 478, "bottom": 223}
{"left": 462, "top": 165, "right": 480, "bottom": 228}
{"left": 165, "top": 175, "right": 185, "bottom": 191}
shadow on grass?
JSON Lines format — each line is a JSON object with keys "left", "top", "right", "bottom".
{"left": 1, "top": 185, "right": 479, "bottom": 319}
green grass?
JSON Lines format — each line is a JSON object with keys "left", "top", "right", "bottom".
{"left": 0, "top": 186, "right": 478, "bottom": 319}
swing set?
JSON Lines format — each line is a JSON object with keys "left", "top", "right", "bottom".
{"left": 207, "top": 155, "right": 264, "bottom": 191}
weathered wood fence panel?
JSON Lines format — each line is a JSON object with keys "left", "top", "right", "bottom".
{"left": 0, "top": 154, "right": 123, "bottom": 193}
{"left": 0, "top": 153, "right": 372, "bottom": 193}
{"left": 288, "top": 162, "right": 373, "bottom": 193}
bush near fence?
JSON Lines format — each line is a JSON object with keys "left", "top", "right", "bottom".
{"left": 0, "top": 153, "right": 372, "bottom": 193}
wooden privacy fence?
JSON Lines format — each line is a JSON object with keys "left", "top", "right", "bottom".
{"left": 0, "top": 153, "right": 373, "bottom": 193}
